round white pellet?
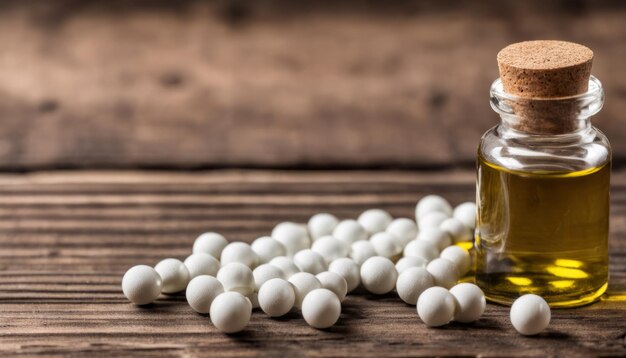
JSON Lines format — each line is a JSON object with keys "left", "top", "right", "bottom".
{"left": 350, "top": 240, "right": 377, "bottom": 266}
{"left": 417, "top": 286, "right": 456, "bottom": 327}
{"left": 449, "top": 283, "right": 485, "bottom": 323}
{"left": 220, "top": 242, "right": 259, "bottom": 268}
{"left": 440, "top": 246, "right": 471, "bottom": 276}
{"left": 426, "top": 258, "right": 459, "bottom": 289}
{"left": 216, "top": 262, "right": 255, "bottom": 295}
{"left": 396, "top": 267, "right": 434, "bottom": 305}
{"left": 316, "top": 271, "right": 348, "bottom": 302}
{"left": 417, "top": 227, "right": 452, "bottom": 251}
{"left": 193, "top": 232, "right": 228, "bottom": 259}
{"left": 395, "top": 256, "right": 428, "bottom": 274}
{"left": 386, "top": 218, "right": 418, "bottom": 248}
{"left": 357, "top": 209, "right": 393, "bottom": 235}
{"left": 418, "top": 211, "right": 449, "bottom": 231}
{"left": 258, "top": 278, "right": 295, "bottom": 317}
{"left": 251, "top": 236, "right": 287, "bottom": 264}
{"left": 210, "top": 291, "right": 252, "bottom": 333}
{"left": 510, "top": 294, "right": 551, "bottom": 335}
{"left": 122, "top": 265, "right": 162, "bottom": 305}
{"left": 440, "top": 218, "right": 473, "bottom": 243}
{"left": 302, "top": 288, "right": 341, "bottom": 329}
{"left": 272, "top": 222, "right": 310, "bottom": 256}
{"left": 333, "top": 220, "right": 368, "bottom": 247}
{"left": 288, "top": 272, "right": 322, "bottom": 309}
{"left": 370, "top": 232, "right": 402, "bottom": 259}
{"left": 269, "top": 256, "right": 301, "bottom": 278}
{"left": 186, "top": 275, "right": 224, "bottom": 314}
{"left": 416, "top": 195, "right": 453, "bottom": 220}
{"left": 403, "top": 240, "right": 439, "bottom": 261}
{"left": 453, "top": 202, "right": 477, "bottom": 229}
{"left": 308, "top": 213, "right": 339, "bottom": 241}
{"left": 184, "top": 253, "right": 220, "bottom": 279}
{"left": 311, "top": 235, "right": 348, "bottom": 264}
{"left": 253, "top": 264, "right": 285, "bottom": 291}
{"left": 360, "top": 256, "right": 398, "bottom": 295}
{"left": 154, "top": 258, "right": 190, "bottom": 294}
{"left": 293, "top": 249, "right": 327, "bottom": 274}
{"left": 328, "top": 258, "right": 360, "bottom": 292}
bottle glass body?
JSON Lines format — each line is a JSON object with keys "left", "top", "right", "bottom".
{"left": 475, "top": 77, "right": 610, "bottom": 308}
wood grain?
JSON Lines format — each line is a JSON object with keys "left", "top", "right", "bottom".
{"left": 0, "top": 170, "right": 624, "bottom": 356}
{"left": 0, "top": 1, "right": 626, "bottom": 169}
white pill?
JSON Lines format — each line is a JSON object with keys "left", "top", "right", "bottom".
{"left": 449, "top": 283, "right": 485, "bottom": 323}
{"left": 311, "top": 235, "right": 349, "bottom": 263}
{"left": 253, "top": 264, "right": 285, "bottom": 291}
{"left": 193, "top": 232, "right": 228, "bottom": 259}
{"left": 328, "top": 257, "right": 360, "bottom": 292}
{"left": 251, "top": 236, "right": 287, "bottom": 264}
{"left": 333, "top": 219, "right": 368, "bottom": 247}
{"left": 210, "top": 291, "right": 251, "bottom": 333}
{"left": 510, "top": 294, "right": 551, "bottom": 335}
{"left": 302, "top": 288, "right": 341, "bottom": 329}
{"left": 288, "top": 272, "right": 322, "bottom": 309}
{"left": 216, "top": 262, "right": 255, "bottom": 295}
{"left": 396, "top": 267, "right": 434, "bottom": 305}
{"left": 370, "top": 232, "right": 402, "bottom": 259}
{"left": 184, "top": 253, "right": 220, "bottom": 279}
{"left": 316, "top": 271, "right": 348, "bottom": 302}
{"left": 122, "top": 265, "right": 162, "bottom": 305}
{"left": 308, "top": 213, "right": 339, "bottom": 241}
{"left": 417, "top": 227, "right": 452, "bottom": 251}
{"left": 416, "top": 195, "right": 453, "bottom": 220}
{"left": 186, "top": 275, "right": 224, "bottom": 314}
{"left": 293, "top": 249, "right": 327, "bottom": 274}
{"left": 403, "top": 240, "right": 439, "bottom": 261}
{"left": 426, "top": 258, "right": 459, "bottom": 289}
{"left": 350, "top": 240, "right": 377, "bottom": 266}
{"left": 418, "top": 211, "right": 449, "bottom": 231}
{"left": 360, "top": 256, "right": 397, "bottom": 295}
{"left": 272, "top": 222, "right": 310, "bottom": 256}
{"left": 386, "top": 218, "right": 418, "bottom": 248}
{"left": 440, "top": 246, "right": 471, "bottom": 276}
{"left": 154, "top": 258, "right": 190, "bottom": 294}
{"left": 453, "top": 202, "right": 477, "bottom": 229}
{"left": 269, "top": 256, "right": 301, "bottom": 278}
{"left": 258, "top": 278, "right": 295, "bottom": 317}
{"left": 417, "top": 286, "right": 456, "bottom": 327}
{"left": 358, "top": 209, "right": 393, "bottom": 235}
{"left": 440, "top": 218, "right": 473, "bottom": 243}
{"left": 220, "top": 242, "right": 259, "bottom": 268}
{"left": 395, "top": 256, "right": 428, "bottom": 274}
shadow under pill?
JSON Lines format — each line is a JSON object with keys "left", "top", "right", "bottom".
{"left": 340, "top": 301, "right": 366, "bottom": 320}
{"left": 528, "top": 330, "right": 571, "bottom": 339}
{"left": 268, "top": 311, "right": 301, "bottom": 322}
{"left": 362, "top": 292, "right": 399, "bottom": 301}
{"left": 447, "top": 318, "right": 503, "bottom": 330}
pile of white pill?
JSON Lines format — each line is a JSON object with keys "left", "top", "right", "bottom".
{"left": 121, "top": 195, "right": 551, "bottom": 335}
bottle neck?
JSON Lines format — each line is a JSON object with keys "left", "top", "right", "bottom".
{"left": 490, "top": 76, "right": 604, "bottom": 136}
{"left": 498, "top": 114, "right": 592, "bottom": 137}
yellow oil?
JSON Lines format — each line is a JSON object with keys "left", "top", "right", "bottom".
{"left": 475, "top": 155, "right": 610, "bottom": 308}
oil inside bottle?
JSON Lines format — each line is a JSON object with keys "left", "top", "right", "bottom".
{"left": 475, "top": 154, "right": 610, "bottom": 307}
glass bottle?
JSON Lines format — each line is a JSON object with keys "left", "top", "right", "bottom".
{"left": 475, "top": 75, "right": 610, "bottom": 308}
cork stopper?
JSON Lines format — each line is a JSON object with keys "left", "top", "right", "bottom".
{"left": 496, "top": 40, "right": 594, "bottom": 134}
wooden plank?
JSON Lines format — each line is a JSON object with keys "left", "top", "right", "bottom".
{"left": 0, "top": 1, "right": 625, "bottom": 169}
{"left": 0, "top": 170, "right": 624, "bottom": 356}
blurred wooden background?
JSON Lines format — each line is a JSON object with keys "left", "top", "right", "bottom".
{"left": 0, "top": 0, "right": 625, "bottom": 170}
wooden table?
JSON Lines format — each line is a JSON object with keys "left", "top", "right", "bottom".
{"left": 0, "top": 170, "right": 624, "bottom": 356}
